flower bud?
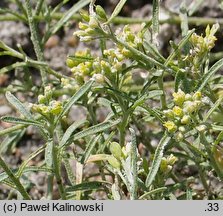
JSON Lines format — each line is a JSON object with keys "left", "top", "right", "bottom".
{"left": 175, "top": 132, "right": 184, "bottom": 142}
{"left": 178, "top": 126, "right": 186, "bottom": 133}
{"left": 89, "top": 16, "right": 98, "bottom": 28}
{"left": 66, "top": 58, "right": 76, "bottom": 68}
{"left": 181, "top": 115, "right": 190, "bottom": 124}
{"left": 38, "top": 95, "right": 47, "bottom": 104}
{"left": 92, "top": 73, "right": 104, "bottom": 84}
{"left": 110, "top": 142, "right": 122, "bottom": 160}
{"left": 44, "top": 86, "right": 52, "bottom": 101}
{"left": 167, "top": 154, "right": 178, "bottom": 165}
{"left": 79, "top": 10, "right": 90, "bottom": 22}
{"left": 163, "top": 109, "right": 174, "bottom": 119}
{"left": 96, "top": 5, "right": 107, "bottom": 21}
{"left": 183, "top": 101, "right": 196, "bottom": 113}
{"left": 185, "top": 93, "right": 192, "bottom": 101}
{"left": 78, "top": 22, "right": 89, "bottom": 30}
{"left": 39, "top": 104, "right": 50, "bottom": 115}
{"left": 196, "top": 124, "right": 207, "bottom": 132}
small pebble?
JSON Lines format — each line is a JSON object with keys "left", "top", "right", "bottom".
{"left": 45, "top": 35, "right": 60, "bottom": 48}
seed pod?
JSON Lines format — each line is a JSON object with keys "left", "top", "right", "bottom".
{"left": 175, "top": 132, "right": 184, "bottom": 142}
{"left": 110, "top": 142, "right": 122, "bottom": 160}
{"left": 108, "top": 156, "right": 121, "bottom": 169}
{"left": 80, "top": 10, "right": 90, "bottom": 22}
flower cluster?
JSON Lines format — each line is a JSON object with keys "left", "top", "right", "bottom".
{"left": 118, "top": 25, "right": 143, "bottom": 49}
{"left": 73, "top": 5, "right": 108, "bottom": 42}
{"left": 160, "top": 154, "right": 178, "bottom": 174}
{"left": 66, "top": 49, "right": 95, "bottom": 84}
{"left": 66, "top": 46, "right": 130, "bottom": 85}
{"left": 163, "top": 89, "right": 204, "bottom": 141}
{"left": 190, "top": 24, "right": 219, "bottom": 54}
{"left": 31, "top": 86, "right": 63, "bottom": 117}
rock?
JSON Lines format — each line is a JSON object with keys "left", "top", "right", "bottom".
{"left": 0, "top": 21, "right": 29, "bottom": 47}
{"left": 0, "top": 105, "right": 12, "bottom": 116}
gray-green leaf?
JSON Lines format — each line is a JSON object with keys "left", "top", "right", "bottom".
{"left": 145, "top": 133, "right": 171, "bottom": 187}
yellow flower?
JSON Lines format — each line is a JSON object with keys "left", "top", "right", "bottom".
{"left": 163, "top": 121, "right": 177, "bottom": 133}
{"left": 172, "top": 106, "right": 184, "bottom": 117}
{"left": 173, "top": 89, "right": 185, "bottom": 107}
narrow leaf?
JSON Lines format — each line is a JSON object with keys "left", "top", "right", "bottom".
{"left": 204, "top": 97, "right": 223, "bottom": 122}
{"left": 129, "top": 128, "right": 138, "bottom": 200}
{"left": 165, "top": 29, "right": 195, "bottom": 66}
{"left": 45, "top": 141, "right": 54, "bottom": 168}
{"left": 5, "top": 91, "right": 32, "bottom": 119}
{"left": 0, "top": 129, "right": 25, "bottom": 154}
{"left": 62, "top": 118, "right": 121, "bottom": 147}
{"left": 0, "top": 166, "right": 52, "bottom": 183}
{"left": 80, "top": 135, "right": 100, "bottom": 164}
{"left": 197, "top": 59, "right": 223, "bottom": 91}
{"left": 1, "top": 116, "right": 43, "bottom": 127}
{"left": 146, "top": 133, "right": 171, "bottom": 187}
{"left": 59, "top": 119, "right": 87, "bottom": 147}
{"left": 65, "top": 181, "right": 109, "bottom": 192}
{"left": 51, "top": 0, "right": 91, "bottom": 35}
{"left": 106, "top": 0, "right": 127, "bottom": 24}
{"left": 139, "top": 187, "right": 167, "bottom": 200}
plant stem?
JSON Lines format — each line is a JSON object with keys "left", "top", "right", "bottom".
{"left": 25, "top": 0, "right": 47, "bottom": 85}
{"left": 52, "top": 145, "right": 67, "bottom": 199}
{"left": 2, "top": 13, "right": 223, "bottom": 27}
{"left": 0, "top": 155, "right": 31, "bottom": 200}
{"left": 157, "top": 76, "right": 167, "bottom": 109}
{"left": 119, "top": 112, "right": 129, "bottom": 146}
{"left": 46, "top": 174, "right": 54, "bottom": 199}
